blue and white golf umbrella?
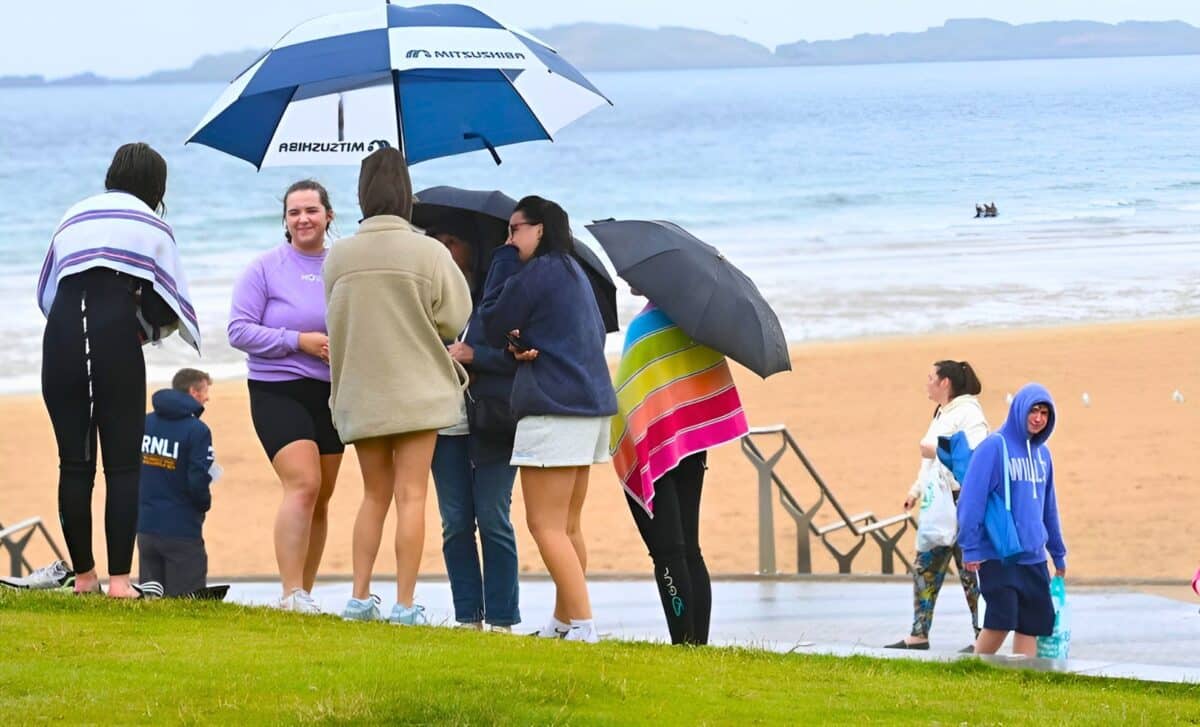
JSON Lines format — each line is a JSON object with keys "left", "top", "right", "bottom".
{"left": 187, "top": 3, "right": 611, "bottom": 168}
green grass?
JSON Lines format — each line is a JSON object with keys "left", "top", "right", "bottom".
{"left": 0, "top": 590, "right": 1195, "bottom": 725}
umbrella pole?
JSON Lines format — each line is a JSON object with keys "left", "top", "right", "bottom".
{"left": 463, "top": 132, "right": 502, "bottom": 166}
{"left": 390, "top": 69, "right": 407, "bottom": 159}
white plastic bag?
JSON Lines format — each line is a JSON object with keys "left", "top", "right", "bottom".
{"left": 915, "top": 473, "right": 957, "bottom": 552}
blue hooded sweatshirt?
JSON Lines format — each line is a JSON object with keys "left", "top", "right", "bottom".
{"left": 956, "top": 383, "right": 1067, "bottom": 570}
{"left": 138, "top": 389, "right": 214, "bottom": 540}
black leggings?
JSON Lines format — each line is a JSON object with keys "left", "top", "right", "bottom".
{"left": 41, "top": 268, "right": 145, "bottom": 576}
{"left": 625, "top": 451, "right": 711, "bottom": 645}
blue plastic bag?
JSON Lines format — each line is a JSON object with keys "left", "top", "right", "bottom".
{"left": 1036, "top": 576, "right": 1071, "bottom": 659}
{"left": 983, "top": 436, "right": 1022, "bottom": 564}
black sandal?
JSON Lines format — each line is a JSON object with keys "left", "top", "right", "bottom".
{"left": 884, "top": 639, "right": 930, "bottom": 650}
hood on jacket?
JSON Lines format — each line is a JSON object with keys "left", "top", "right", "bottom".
{"left": 941, "top": 393, "right": 984, "bottom": 418}
{"left": 152, "top": 388, "right": 204, "bottom": 420}
{"left": 999, "top": 382, "right": 1055, "bottom": 446}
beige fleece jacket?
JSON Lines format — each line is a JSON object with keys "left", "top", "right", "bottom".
{"left": 323, "top": 216, "right": 472, "bottom": 443}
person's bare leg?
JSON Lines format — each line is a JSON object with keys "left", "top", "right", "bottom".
{"left": 567, "top": 466, "right": 589, "bottom": 571}
{"left": 524, "top": 466, "right": 592, "bottom": 621}
{"left": 974, "top": 628, "right": 1009, "bottom": 655}
{"left": 301, "top": 453, "right": 343, "bottom": 592}
{"left": 553, "top": 466, "right": 589, "bottom": 622}
{"left": 1012, "top": 632, "right": 1037, "bottom": 657}
{"left": 351, "top": 438, "right": 395, "bottom": 600}
{"left": 272, "top": 441, "right": 323, "bottom": 596}
{"left": 391, "top": 431, "right": 438, "bottom": 607}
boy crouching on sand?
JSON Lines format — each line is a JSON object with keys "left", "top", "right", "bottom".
{"left": 137, "top": 368, "right": 216, "bottom": 597}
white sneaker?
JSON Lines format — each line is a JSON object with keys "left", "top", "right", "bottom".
{"left": 532, "top": 617, "right": 570, "bottom": 639}
{"left": 456, "top": 621, "right": 485, "bottom": 631}
{"left": 279, "top": 588, "right": 321, "bottom": 614}
{"left": 0, "top": 560, "right": 74, "bottom": 590}
{"left": 564, "top": 621, "right": 600, "bottom": 644}
{"left": 342, "top": 595, "right": 383, "bottom": 622}
{"left": 488, "top": 624, "right": 513, "bottom": 634}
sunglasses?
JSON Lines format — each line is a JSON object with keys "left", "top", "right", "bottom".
{"left": 508, "top": 221, "right": 538, "bottom": 235}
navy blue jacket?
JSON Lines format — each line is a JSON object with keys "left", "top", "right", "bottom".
{"left": 138, "top": 389, "right": 214, "bottom": 540}
{"left": 479, "top": 245, "right": 617, "bottom": 419}
{"left": 461, "top": 253, "right": 520, "bottom": 465}
{"left": 464, "top": 313, "right": 516, "bottom": 404}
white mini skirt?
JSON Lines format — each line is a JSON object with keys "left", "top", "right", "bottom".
{"left": 510, "top": 415, "right": 612, "bottom": 468}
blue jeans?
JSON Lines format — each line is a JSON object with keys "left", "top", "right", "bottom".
{"left": 431, "top": 435, "right": 520, "bottom": 626}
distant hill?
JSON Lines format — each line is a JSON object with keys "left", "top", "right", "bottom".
{"left": 531, "top": 23, "right": 777, "bottom": 70}
{"left": 0, "top": 49, "right": 263, "bottom": 88}
{"left": 139, "top": 49, "right": 264, "bottom": 84}
{"left": 776, "top": 18, "right": 1200, "bottom": 65}
{"left": 4, "top": 19, "right": 1200, "bottom": 88}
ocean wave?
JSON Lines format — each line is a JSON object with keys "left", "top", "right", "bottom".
{"left": 171, "top": 211, "right": 282, "bottom": 227}
{"left": 1069, "top": 215, "right": 1131, "bottom": 225}
{"left": 790, "top": 192, "right": 884, "bottom": 209}
{"left": 1089, "top": 198, "right": 1156, "bottom": 209}
{"left": 1161, "top": 180, "right": 1200, "bottom": 191}
{"left": 1045, "top": 181, "right": 1100, "bottom": 192}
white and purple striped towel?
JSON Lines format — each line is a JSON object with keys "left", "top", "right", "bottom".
{"left": 37, "top": 191, "right": 201, "bottom": 352}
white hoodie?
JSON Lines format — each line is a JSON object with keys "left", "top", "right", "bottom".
{"left": 906, "top": 394, "right": 989, "bottom": 501}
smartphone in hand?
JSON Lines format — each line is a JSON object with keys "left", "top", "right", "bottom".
{"left": 505, "top": 333, "right": 530, "bottom": 353}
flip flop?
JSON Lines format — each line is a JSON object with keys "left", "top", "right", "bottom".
{"left": 131, "top": 581, "right": 164, "bottom": 599}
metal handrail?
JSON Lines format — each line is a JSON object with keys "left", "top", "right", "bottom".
{"left": 742, "top": 426, "right": 916, "bottom": 575}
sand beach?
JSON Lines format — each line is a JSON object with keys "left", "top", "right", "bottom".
{"left": 3, "top": 317, "right": 1196, "bottom": 582}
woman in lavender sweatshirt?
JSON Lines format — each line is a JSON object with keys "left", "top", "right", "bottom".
{"left": 228, "top": 180, "right": 344, "bottom": 613}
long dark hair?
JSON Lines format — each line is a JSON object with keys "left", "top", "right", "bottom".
{"left": 934, "top": 360, "right": 982, "bottom": 399}
{"left": 282, "top": 179, "right": 334, "bottom": 243}
{"left": 514, "top": 195, "right": 575, "bottom": 259}
{"left": 357, "top": 147, "right": 413, "bottom": 220}
{"left": 104, "top": 142, "right": 167, "bottom": 214}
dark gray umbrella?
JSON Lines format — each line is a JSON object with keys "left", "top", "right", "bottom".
{"left": 414, "top": 186, "right": 620, "bottom": 332}
{"left": 414, "top": 186, "right": 519, "bottom": 226}
{"left": 586, "top": 219, "right": 791, "bottom": 378}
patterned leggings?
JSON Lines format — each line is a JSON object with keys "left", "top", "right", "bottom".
{"left": 910, "top": 544, "right": 980, "bottom": 638}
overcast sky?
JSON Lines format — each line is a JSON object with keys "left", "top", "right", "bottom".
{"left": 7, "top": 1, "right": 1200, "bottom": 78}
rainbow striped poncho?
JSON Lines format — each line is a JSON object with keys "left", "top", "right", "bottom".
{"left": 611, "top": 304, "right": 750, "bottom": 515}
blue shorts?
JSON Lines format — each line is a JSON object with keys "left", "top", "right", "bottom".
{"left": 978, "top": 561, "right": 1055, "bottom": 636}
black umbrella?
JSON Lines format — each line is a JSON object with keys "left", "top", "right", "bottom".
{"left": 414, "top": 186, "right": 620, "bottom": 332}
{"left": 586, "top": 219, "right": 791, "bottom": 378}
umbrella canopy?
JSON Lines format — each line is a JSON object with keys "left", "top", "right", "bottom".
{"left": 586, "top": 219, "right": 790, "bottom": 378}
{"left": 414, "top": 186, "right": 620, "bottom": 332}
{"left": 187, "top": 3, "right": 610, "bottom": 168}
